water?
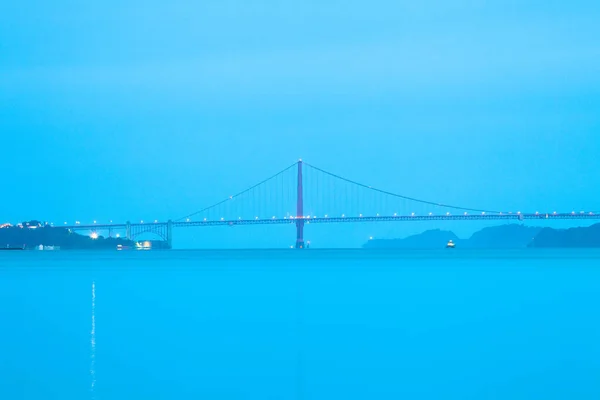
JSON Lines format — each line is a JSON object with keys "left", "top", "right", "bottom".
{"left": 1, "top": 249, "right": 599, "bottom": 399}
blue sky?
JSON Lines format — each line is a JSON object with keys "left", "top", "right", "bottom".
{"left": 1, "top": 1, "right": 599, "bottom": 247}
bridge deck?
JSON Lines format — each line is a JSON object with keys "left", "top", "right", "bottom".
{"left": 62, "top": 213, "right": 600, "bottom": 230}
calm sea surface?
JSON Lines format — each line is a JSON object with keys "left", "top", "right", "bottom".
{"left": 1, "top": 249, "right": 599, "bottom": 399}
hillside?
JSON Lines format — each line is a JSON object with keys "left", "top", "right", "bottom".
{"left": 0, "top": 221, "right": 133, "bottom": 250}
{"left": 363, "top": 223, "right": 600, "bottom": 249}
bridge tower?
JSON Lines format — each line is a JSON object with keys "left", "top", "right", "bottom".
{"left": 126, "top": 221, "right": 131, "bottom": 241}
{"left": 296, "top": 159, "right": 305, "bottom": 249}
{"left": 167, "top": 220, "right": 173, "bottom": 249}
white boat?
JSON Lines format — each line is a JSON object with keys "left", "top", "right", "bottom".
{"left": 446, "top": 240, "right": 456, "bottom": 248}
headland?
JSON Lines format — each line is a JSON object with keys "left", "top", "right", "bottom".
{"left": 0, "top": 220, "right": 134, "bottom": 250}
{"left": 364, "top": 223, "right": 600, "bottom": 249}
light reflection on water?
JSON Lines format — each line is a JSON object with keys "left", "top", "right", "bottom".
{"left": 90, "top": 281, "right": 96, "bottom": 398}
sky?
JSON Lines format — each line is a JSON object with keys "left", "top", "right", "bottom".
{"left": 1, "top": 1, "right": 600, "bottom": 248}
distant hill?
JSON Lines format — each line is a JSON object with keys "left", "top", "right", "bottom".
{"left": 529, "top": 224, "right": 600, "bottom": 248}
{"left": 363, "top": 223, "right": 600, "bottom": 249}
{"left": 465, "top": 225, "right": 542, "bottom": 249}
{"left": 0, "top": 221, "right": 133, "bottom": 250}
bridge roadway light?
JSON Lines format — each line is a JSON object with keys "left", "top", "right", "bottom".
{"left": 93, "top": 221, "right": 97, "bottom": 224}
{"left": 116, "top": 234, "right": 120, "bottom": 238}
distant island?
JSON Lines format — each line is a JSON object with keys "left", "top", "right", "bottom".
{"left": 0, "top": 220, "right": 134, "bottom": 250}
{"left": 364, "top": 223, "right": 600, "bottom": 249}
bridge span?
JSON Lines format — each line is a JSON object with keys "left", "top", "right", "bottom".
{"left": 60, "top": 160, "right": 599, "bottom": 248}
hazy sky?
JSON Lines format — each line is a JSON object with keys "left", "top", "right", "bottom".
{"left": 1, "top": 1, "right": 599, "bottom": 247}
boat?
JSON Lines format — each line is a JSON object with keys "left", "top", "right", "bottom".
{"left": 446, "top": 240, "right": 456, "bottom": 248}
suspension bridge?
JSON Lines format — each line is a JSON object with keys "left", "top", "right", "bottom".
{"left": 62, "top": 160, "right": 599, "bottom": 248}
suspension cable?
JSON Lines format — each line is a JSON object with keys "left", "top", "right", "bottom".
{"left": 303, "top": 162, "right": 503, "bottom": 214}
{"left": 174, "top": 162, "right": 298, "bottom": 222}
